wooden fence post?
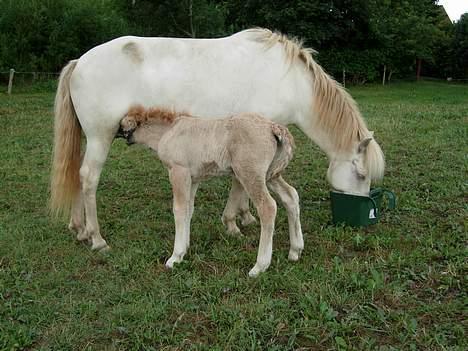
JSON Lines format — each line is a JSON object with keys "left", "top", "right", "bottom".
{"left": 342, "top": 68, "right": 346, "bottom": 88}
{"left": 7, "top": 68, "right": 15, "bottom": 94}
{"left": 382, "top": 65, "right": 386, "bottom": 86}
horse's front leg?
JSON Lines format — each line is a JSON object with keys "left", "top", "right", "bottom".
{"left": 166, "top": 165, "right": 192, "bottom": 268}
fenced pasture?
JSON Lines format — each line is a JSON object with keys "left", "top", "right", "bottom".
{"left": 0, "top": 82, "right": 466, "bottom": 350}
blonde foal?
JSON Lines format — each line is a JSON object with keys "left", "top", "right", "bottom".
{"left": 119, "top": 107, "right": 303, "bottom": 277}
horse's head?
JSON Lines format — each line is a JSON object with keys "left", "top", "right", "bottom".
{"left": 327, "top": 136, "right": 384, "bottom": 196}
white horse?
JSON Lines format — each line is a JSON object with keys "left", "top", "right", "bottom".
{"left": 50, "top": 28, "right": 385, "bottom": 252}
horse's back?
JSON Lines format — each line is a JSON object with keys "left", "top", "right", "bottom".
{"left": 69, "top": 30, "right": 312, "bottom": 135}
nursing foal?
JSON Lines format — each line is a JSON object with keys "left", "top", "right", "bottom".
{"left": 120, "top": 106, "right": 303, "bottom": 277}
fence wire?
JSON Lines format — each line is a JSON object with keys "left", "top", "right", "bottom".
{"left": 1, "top": 70, "right": 466, "bottom": 94}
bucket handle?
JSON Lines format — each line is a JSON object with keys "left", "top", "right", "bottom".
{"left": 382, "top": 189, "right": 396, "bottom": 210}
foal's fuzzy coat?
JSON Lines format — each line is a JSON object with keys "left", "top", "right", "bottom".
{"left": 120, "top": 106, "right": 303, "bottom": 277}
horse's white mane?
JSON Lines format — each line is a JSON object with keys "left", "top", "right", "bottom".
{"left": 246, "top": 28, "right": 385, "bottom": 181}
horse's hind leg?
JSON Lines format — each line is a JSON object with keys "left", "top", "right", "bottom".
{"left": 68, "top": 190, "right": 87, "bottom": 241}
{"left": 80, "top": 137, "right": 112, "bottom": 251}
{"left": 268, "top": 176, "right": 303, "bottom": 261}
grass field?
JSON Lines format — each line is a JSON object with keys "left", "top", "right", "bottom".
{"left": 0, "top": 81, "right": 466, "bottom": 350}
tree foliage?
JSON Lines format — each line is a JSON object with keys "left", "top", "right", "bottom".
{"left": 450, "top": 13, "right": 468, "bottom": 78}
{"left": 0, "top": 0, "right": 128, "bottom": 72}
{"left": 0, "top": 0, "right": 465, "bottom": 81}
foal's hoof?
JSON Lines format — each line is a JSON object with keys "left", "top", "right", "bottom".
{"left": 98, "top": 245, "right": 111, "bottom": 253}
{"left": 226, "top": 226, "right": 242, "bottom": 236}
{"left": 223, "top": 218, "right": 242, "bottom": 236}
{"left": 248, "top": 263, "right": 268, "bottom": 278}
{"left": 165, "top": 255, "right": 183, "bottom": 269}
{"left": 69, "top": 223, "right": 87, "bottom": 240}
{"left": 288, "top": 251, "right": 301, "bottom": 262}
{"left": 288, "top": 249, "right": 301, "bottom": 262}
{"left": 241, "top": 212, "right": 257, "bottom": 227}
{"left": 76, "top": 230, "right": 89, "bottom": 242}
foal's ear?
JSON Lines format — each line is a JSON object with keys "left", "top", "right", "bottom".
{"left": 358, "top": 137, "right": 373, "bottom": 153}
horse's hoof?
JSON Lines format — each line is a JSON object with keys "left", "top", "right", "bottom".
{"left": 91, "top": 239, "right": 109, "bottom": 252}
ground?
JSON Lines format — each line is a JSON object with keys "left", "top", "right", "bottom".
{"left": 0, "top": 81, "right": 466, "bottom": 350}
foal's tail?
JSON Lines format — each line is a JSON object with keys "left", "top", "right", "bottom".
{"left": 268, "top": 123, "right": 295, "bottom": 178}
{"left": 50, "top": 60, "right": 81, "bottom": 218}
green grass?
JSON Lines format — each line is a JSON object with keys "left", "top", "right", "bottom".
{"left": 0, "top": 81, "right": 466, "bottom": 350}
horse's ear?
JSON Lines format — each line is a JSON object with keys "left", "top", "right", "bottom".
{"left": 358, "top": 137, "right": 372, "bottom": 153}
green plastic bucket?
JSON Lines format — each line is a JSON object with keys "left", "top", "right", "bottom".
{"left": 330, "top": 188, "right": 396, "bottom": 227}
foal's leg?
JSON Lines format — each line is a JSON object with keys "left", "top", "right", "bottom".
{"left": 239, "top": 190, "right": 257, "bottom": 227}
{"left": 222, "top": 177, "right": 256, "bottom": 234}
{"left": 186, "top": 182, "right": 199, "bottom": 250}
{"left": 80, "top": 137, "right": 112, "bottom": 251}
{"left": 236, "top": 175, "right": 277, "bottom": 277}
{"left": 222, "top": 177, "right": 244, "bottom": 234}
{"left": 268, "top": 176, "right": 304, "bottom": 261}
{"left": 166, "top": 165, "right": 192, "bottom": 268}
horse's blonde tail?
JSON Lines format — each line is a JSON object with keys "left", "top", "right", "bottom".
{"left": 50, "top": 60, "right": 81, "bottom": 218}
{"left": 268, "top": 123, "right": 295, "bottom": 179}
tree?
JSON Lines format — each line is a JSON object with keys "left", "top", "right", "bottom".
{"left": 0, "top": 0, "right": 129, "bottom": 72}
{"left": 450, "top": 13, "right": 468, "bottom": 78}
{"left": 119, "top": 0, "right": 227, "bottom": 38}
{"left": 368, "top": 0, "right": 450, "bottom": 81}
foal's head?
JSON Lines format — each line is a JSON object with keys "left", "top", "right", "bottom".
{"left": 118, "top": 106, "right": 184, "bottom": 144}
{"left": 119, "top": 115, "right": 139, "bottom": 144}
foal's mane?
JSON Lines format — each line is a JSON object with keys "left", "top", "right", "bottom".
{"left": 127, "top": 105, "right": 189, "bottom": 125}
{"left": 246, "top": 28, "right": 384, "bottom": 180}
